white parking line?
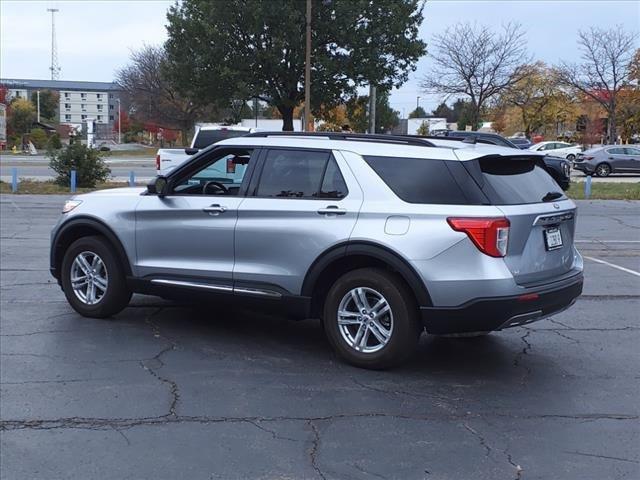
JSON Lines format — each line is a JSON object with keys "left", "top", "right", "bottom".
{"left": 576, "top": 240, "right": 640, "bottom": 243}
{"left": 584, "top": 256, "right": 640, "bottom": 277}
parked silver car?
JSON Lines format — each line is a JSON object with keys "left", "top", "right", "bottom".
{"left": 573, "top": 145, "right": 640, "bottom": 177}
{"left": 50, "top": 133, "right": 583, "bottom": 369}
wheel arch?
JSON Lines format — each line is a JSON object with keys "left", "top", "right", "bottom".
{"left": 51, "top": 217, "right": 132, "bottom": 280}
{"left": 302, "top": 241, "right": 433, "bottom": 318}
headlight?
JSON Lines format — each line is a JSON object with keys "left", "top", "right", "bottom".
{"left": 562, "top": 162, "right": 570, "bottom": 176}
{"left": 62, "top": 200, "right": 82, "bottom": 213}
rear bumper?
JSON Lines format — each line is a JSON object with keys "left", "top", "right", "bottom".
{"left": 572, "top": 162, "right": 594, "bottom": 174}
{"left": 420, "top": 273, "right": 583, "bottom": 334}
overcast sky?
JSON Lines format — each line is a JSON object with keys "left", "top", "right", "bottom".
{"left": 1, "top": 0, "right": 639, "bottom": 115}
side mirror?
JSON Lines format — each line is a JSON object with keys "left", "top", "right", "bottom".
{"left": 185, "top": 147, "right": 199, "bottom": 155}
{"left": 147, "top": 176, "right": 168, "bottom": 197}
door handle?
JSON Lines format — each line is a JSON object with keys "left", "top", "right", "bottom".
{"left": 203, "top": 204, "right": 227, "bottom": 215}
{"left": 317, "top": 206, "right": 347, "bottom": 216}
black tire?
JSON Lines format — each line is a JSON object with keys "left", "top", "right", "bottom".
{"left": 595, "top": 163, "right": 611, "bottom": 177}
{"left": 566, "top": 154, "right": 575, "bottom": 162}
{"left": 322, "top": 268, "right": 422, "bottom": 369}
{"left": 60, "top": 235, "right": 132, "bottom": 318}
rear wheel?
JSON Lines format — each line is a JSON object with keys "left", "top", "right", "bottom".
{"left": 61, "top": 236, "right": 132, "bottom": 318}
{"left": 566, "top": 154, "right": 575, "bottom": 162}
{"left": 322, "top": 268, "right": 422, "bottom": 369}
{"left": 595, "top": 163, "right": 611, "bottom": 177}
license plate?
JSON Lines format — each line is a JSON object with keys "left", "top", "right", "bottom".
{"left": 544, "top": 227, "right": 563, "bottom": 250}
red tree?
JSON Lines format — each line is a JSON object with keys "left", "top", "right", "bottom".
{"left": 0, "top": 85, "right": 8, "bottom": 104}
{"left": 113, "top": 110, "right": 131, "bottom": 133}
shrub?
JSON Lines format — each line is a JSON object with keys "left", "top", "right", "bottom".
{"left": 48, "top": 133, "right": 62, "bottom": 150}
{"left": 28, "top": 128, "right": 48, "bottom": 149}
{"left": 48, "top": 143, "right": 111, "bottom": 188}
{"left": 416, "top": 121, "right": 429, "bottom": 136}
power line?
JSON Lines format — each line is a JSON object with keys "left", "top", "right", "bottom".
{"left": 47, "top": 8, "right": 61, "bottom": 80}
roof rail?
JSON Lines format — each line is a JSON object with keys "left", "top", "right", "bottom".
{"left": 244, "top": 131, "right": 435, "bottom": 147}
{"left": 410, "top": 134, "right": 497, "bottom": 146}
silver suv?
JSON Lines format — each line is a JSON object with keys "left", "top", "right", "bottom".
{"left": 50, "top": 133, "right": 583, "bottom": 369}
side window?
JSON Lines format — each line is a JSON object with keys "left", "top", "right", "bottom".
{"left": 172, "top": 149, "right": 253, "bottom": 196}
{"left": 256, "top": 149, "right": 331, "bottom": 198}
{"left": 624, "top": 147, "right": 640, "bottom": 156}
{"left": 607, "top": 148, "right": 624, "bottom": 155}
{"left": 363, "top": 156, "right": 470, "bottom": 204}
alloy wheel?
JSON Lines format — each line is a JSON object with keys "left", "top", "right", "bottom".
{"left": 70, "top": 251, "right": 109, "bottom": 305}
{"left": 596, "top": 164, "right": 610, "bottom": 177}
{"left": 337, "top": 287, "right": 394, "bottom": 353}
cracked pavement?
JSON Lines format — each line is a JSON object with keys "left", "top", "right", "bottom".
{"left": 1, "top": 195, "right": 639, "bottom": 479}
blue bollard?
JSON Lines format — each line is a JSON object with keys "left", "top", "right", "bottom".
{"left": 584, "top": 174, "right": 592, "bottom": 199}
{"left": 70, "top": 170, "right": 77, "bottom": 193}
{"left": 11, "top": 167, "right": 18, "bottom": 193}
{"left": 129, "top": 171, "right": 135, "bottom": 187}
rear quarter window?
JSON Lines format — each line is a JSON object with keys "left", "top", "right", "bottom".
{"left": 363, "top": 156, "right": 472, "bottom": 204}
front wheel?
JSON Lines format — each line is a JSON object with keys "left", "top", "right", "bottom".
{"left": 566, "top": 154, "right": 575, "bottom": 162}
{"left": 322, "top": 268, "right": 422, "bottom": 369}
{"left": 60, "top": 235, "right": 132, "bottom": 318}
{"left": 596, "top": 163, "right": 611, "bottom": 177}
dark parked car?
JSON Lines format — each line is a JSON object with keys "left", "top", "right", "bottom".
{"left": 436, "top": 130, "right": 517, "bottom": 149}
{"left": 573, "top": 146, "right": 640, "bottom": 177}
{"left": 509, "top": 137, "right": 533, "bottom": 149}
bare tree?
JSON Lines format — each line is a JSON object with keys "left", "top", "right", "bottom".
{"left": 421, "top": 22, "right": 529, "bottom": 130}
{"left": 555, "top": 27, "right": 638, "bottom": 144}
{"left": 116, "top": 45, "right": 207, "bottom": 144}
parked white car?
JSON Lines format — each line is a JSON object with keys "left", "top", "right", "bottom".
{"left": 156, "top": 125, "right": 259, "bottom": 175}
{"left": 528, "top": 141, "right": 582, "bottom": 161}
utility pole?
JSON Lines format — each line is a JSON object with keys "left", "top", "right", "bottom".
{"left": 368, "top": 85, "right": 377, "bottom": 134}
{"left": 304, "top": 0, "right": 313, "bottom": 132}
{"left": 47, "top": 8, "right": 61, "bottom": 80}
{"left": 416, "top": 96, "right": 420, "bottom": 110}
{"left": 254, "top": 98, "right": 258, "bottom": 128}
{"left": 116, "top": 98, "right": 121, "bottom": 144}
{"left": 36, "top": 90, "right": 41, "bottom": 122}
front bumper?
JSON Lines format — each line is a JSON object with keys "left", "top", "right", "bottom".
{"left": 420, "top": 273, "right": 583, "bottom": 334}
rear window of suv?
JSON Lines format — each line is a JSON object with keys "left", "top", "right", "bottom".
{"left": 478, "top": 158, "right": 567, "bottom": 205}
{"left": 193, "top": 129, "right": 249, "bottom": 149}
{"left": 363, "top": 156, "right": 471, "bottom": 204}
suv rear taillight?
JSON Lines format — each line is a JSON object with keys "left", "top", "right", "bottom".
{"left": 447, "top": 217, "right": 510, "bottom": 257}
{"left": 155, "top": 154, "right": 160, "bottom": 171}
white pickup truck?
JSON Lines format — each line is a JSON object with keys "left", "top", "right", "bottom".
{"left": 155, "top": 125, "right": 259, "bottom": 175}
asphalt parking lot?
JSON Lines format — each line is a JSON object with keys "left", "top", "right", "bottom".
{"left": 1, "top": 195, "right": 638, "bottom": 480}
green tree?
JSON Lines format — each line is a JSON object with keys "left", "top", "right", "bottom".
{"left": 416, "top": 121, "right": 429, "bottom": 135}
{"left": 165, "top": 0, "right": 426, "bottom": 131}
{"left": 31, "top": 90, "right": 59, "bottom": 120}
{"left": 408, "top": 106, "right": 427, "bottom": 118}
{"left": 8, "top": 98, "right": 36, "bottom": 136}
{"left": 48, "top": 143, "right": 111, "bottom": 188}
{"left": 28, "top": 128, "right": 48, "bottom": 149}
{"left": 432, "top": 102, "right": 453, "bottom": 121}
{"left": 454, "top": 100, "right": 480, "bottom": 131}
{"left": 346, "top": 91, "right": 400, "bottom": 133}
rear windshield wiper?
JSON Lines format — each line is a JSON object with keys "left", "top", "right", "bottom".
{"left": 542, "top": 191, "right": 564, "bottom": 202}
